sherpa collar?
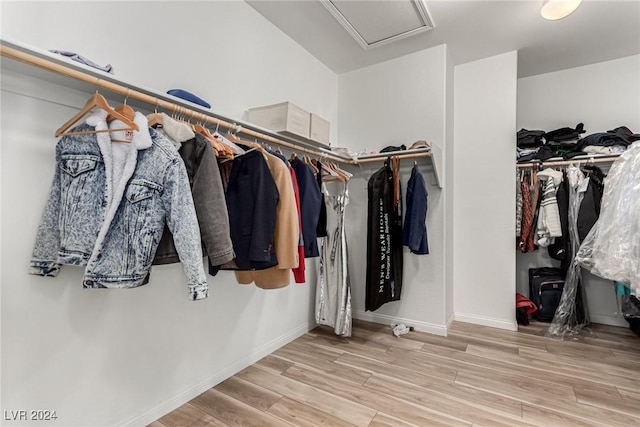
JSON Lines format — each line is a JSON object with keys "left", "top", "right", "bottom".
{"left": 156, "top": 112, "right": 195, "bottom": 150}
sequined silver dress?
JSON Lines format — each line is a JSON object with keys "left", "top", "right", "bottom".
{"left": 315, "top": 182, "right": 352, "bottom": 337}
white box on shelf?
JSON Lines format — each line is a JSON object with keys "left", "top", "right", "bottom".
{"left": 247, "top": 102, "right": 310, "bottom": 139}
{"left": 309, "top": 113, "right": 330, "bottom": 146}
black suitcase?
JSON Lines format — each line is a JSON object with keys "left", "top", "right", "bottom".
{"left": 529, "top": 267, "right": 565, "bottom": 322}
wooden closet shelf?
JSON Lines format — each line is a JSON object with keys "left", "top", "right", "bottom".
{"left": 0, "top": 38, "right": 353, "bottom": 165}
{"left": 354, "top": 147, "right": 442, "bottom": 188}
{"left": 0, "top": 38, "right": 443, "bottom": 188}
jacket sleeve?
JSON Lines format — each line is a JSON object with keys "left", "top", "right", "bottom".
{"left": 249, "top": 157, "right": 279, "bottom": 262}
{"left": 30, "top": 146, "right": 63, "bottom": 276}
{"left": 192, "top": 138, "right": 234, "bottom": 266}
{"left": 162, "top": 158, "right": 208, "bottom": 300}
{"left": 407, "top": 173, "right": 429, "bottom": 255}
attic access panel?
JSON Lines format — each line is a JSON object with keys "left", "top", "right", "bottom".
{"left": 320, "top": 0, "right": 434, "bottom": 50}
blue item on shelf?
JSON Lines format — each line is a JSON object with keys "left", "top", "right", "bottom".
{"left": 167, "top": 89, "right": 211, "bottom": 109}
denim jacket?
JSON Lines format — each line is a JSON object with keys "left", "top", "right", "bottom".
{"left": 29, "top": 110, "right": 208, "bottom": 300}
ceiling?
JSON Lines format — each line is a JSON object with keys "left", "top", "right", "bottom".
{"left": 246, "top": 0, "right": 640, "bottom": 77}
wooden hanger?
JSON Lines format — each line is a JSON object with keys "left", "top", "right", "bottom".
{"left": 147, "top": 101, "right": 163, "bottom": 128}
{"left": 55, "top": 93, "right": 139, "bottom": 137}
{"left": 106, "top": 89, "right": 136, "bottom": 127}
{"left": 333, "top": 161, "right": 352, "bottom": 181}
{"left": 194, "top": 123, "right": 230, "bottom": 157}
{"left": 107, "top": 104, "right": 135, "bottom": 124}
{"left": 147, "top": 112, "right": 163, "bottom": 128}
{"left": 329, "top": 162, "right": 350, "bottom": 182}
{"left": 304, "top": 155, "right": 319, "bottom": 173}
{"left": 226, "top": 131, "right": 261, "bottom": 150}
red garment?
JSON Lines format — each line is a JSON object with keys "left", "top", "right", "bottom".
{"left": 519, "top": 178, "right": 536, "bottom": 253}
{"left": 290, "top": 167, "right": 306, "bottom": 283}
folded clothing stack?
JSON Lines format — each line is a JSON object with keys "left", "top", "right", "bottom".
{"left": 517, "top": 124, "right": 640, "bottom": 162}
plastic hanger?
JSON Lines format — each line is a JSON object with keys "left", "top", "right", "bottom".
{"left": 55, "top": 92, "right": 139, "bottom": 138}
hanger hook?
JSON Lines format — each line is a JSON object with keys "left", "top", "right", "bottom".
{"left": 95, "top": 77, "right": 101, "bottom": 94}
{"left": 154, "top": 99, "right": 159, "bottom": 114}
{"left": 124, "top": 88, "right": 131, "bottom": 105}
{"left": 215, "top": 123, "right": 220, "bottom": 133}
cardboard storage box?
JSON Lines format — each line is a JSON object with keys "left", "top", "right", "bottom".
{"left": 247, "top": 102, "right": 310, "bottom": 139}
{"left": 310, "top": 113, "right": 330, "bottom": 146}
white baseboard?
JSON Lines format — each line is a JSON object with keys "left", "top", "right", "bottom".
{"left": 454, "top": 312, "right": 518, "bottom": 331}
{"left": 353, "top": 310, "right": 448, "bottom": 336}
{"left": 122, "top": 322, "right": 313, "bottom": 427}
{"left": 446, "top": 314, "right": 455, "bottom": 331}
{"left": 590, "top": 314, "right": 629, "bottom": 328}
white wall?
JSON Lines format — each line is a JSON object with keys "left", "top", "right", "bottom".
{"left": 0, "top": 1, "right": 338, "bottom": 142}
{"left": 0, "top": 2, "right": 337, "bottom": 426}
{"left": 517, "top": 55, "right": 640, "bottom": 132}
{"left": 453, "top": 51, "right": 518, "bottom": 331}
{"left": 516, "top": 54, "right": 640, "bottom": 327}
{"left": 443, "top": 47, "right": 455, "bottom": 327}
{"left": 338, "top": 46, "right": 448, "bottom": 335}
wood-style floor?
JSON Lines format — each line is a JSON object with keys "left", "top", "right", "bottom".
{"left": 150, "top": 319, "right": 640, "bottom": 427}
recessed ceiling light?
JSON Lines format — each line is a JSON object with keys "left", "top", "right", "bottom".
{"left": 541, "top": 0, "right": 582, "bottom": 21}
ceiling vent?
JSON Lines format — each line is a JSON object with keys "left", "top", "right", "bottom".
{"left": 320, "top": 0, "right": 434, "bottom": 50}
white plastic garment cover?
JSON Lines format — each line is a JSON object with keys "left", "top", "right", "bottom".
{"left": 575, "top": 141, "right": 640, "bottom": 288}
{"left": 546, "top": 166, "right": 590, "bottom": 337}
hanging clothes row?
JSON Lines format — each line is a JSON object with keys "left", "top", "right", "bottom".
{"left": 516, "top": 160, "right": 612, "bottom": 336}
{"left": 366, "top": 157, "right": 430, "bottom": 312}
{"left": 28, "top": 93, "right": 352, "bottom": 302}
{"left": 516, "top": 164, "right": 604, "bottom": 258}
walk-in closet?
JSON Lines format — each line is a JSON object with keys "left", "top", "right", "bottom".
{"left": 1, "top": 1, "right": 639, "bottom": 426}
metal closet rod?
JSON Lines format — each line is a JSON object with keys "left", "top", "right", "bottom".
{"left": 355, "top": 151, "right": 431, "bottom": 164}
{"left": 516, "top": 156, "right": 620, "bottom": 169}
{"left": 0, "top": 44, "right": 355, "bottom": 165}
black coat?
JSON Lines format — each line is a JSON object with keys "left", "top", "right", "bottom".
{"left": 224, "top": 149, "right": 279, "bottom": 270}
{"left": 577, "top": 166, "right": 605, "bottom": 243}
{"left": 548, "top": 170, "right": 570, "bottom": 271}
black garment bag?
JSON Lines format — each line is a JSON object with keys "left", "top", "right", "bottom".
{"left": 366, "top": 157, "right": 403, "bottom": 311}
